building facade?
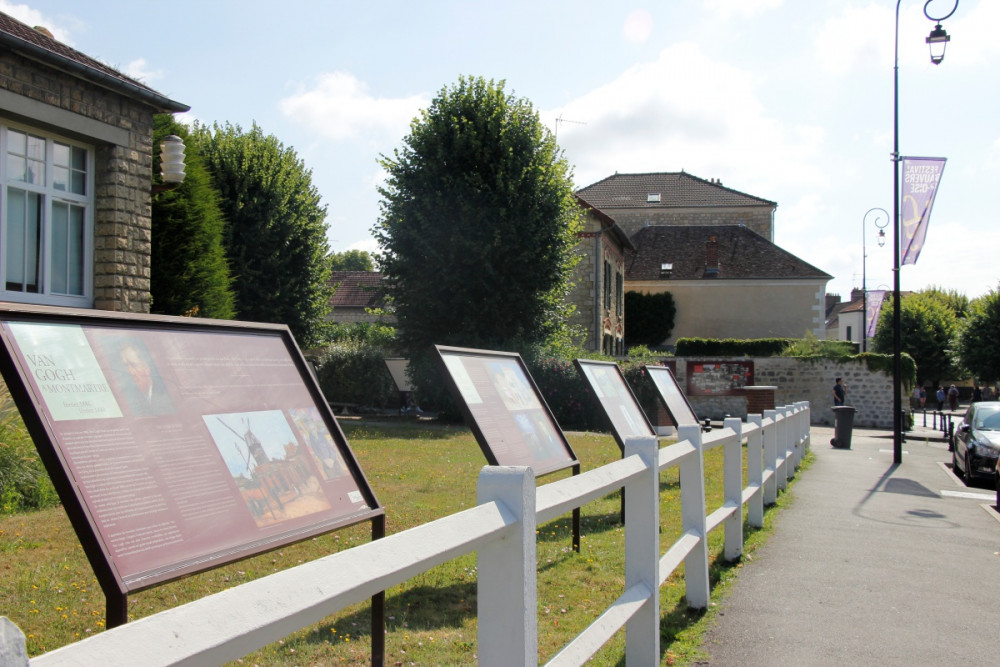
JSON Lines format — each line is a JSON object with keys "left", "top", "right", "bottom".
{"left": 0, "top": 13, "right": 187, "bottom": 312}
{"left": 625, "top": 224, "right": 831, "bottom": 347}
{"left": 567, "top": 197, "right": 634, "bottom": 354}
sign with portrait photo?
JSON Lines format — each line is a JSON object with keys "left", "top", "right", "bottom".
{"left": 0, "top": 304, "right": 382, "bottom": 600}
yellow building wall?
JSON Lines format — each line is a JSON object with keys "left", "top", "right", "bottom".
{"left": 629, "top": 279, "right": 828, "bottom": 347}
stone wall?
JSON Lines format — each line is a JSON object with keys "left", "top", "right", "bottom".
{"left": 0, "top": 50, "right": 157, "bottom": 312}
{"left": 672, "top": 357, "right": 896, "bottom": 427}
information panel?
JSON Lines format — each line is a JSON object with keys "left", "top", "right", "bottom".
{"left": 434, "top": 345, "right": 577, "bottom": 477}
{"left": 646, "top": 365, "right": 699, "bottom": 427}
{"left": 0, "top": 305, "right": 382, "bottom": 594}
{"left": 574, "top": 359, "right": 655, "bottom": 451}
{"left": 686, "top": 360, "right": 754, "bottom": 396}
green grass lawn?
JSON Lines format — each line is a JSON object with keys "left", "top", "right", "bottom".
{"left": 0, "top": 419, "right": 804, "bottom": 665}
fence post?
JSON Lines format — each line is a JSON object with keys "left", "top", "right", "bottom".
{"left": 0, "top": 617, "right": 28, "bottom": 667}
{"left": 763, "top": 409, "right": 778, "bottom": 505}
{"left": 624, "top": 435, "right": 660, "bottom": 665}
{"left": 477, "top": 466, "right": 537, "bottom": 667}
{"left": 775, "top": 408, "right": 790, "bottom": 490}
{"left": 677, "top": 424, "right": 710, "bottom": 609}
{"left": 723, "top": 417, "right": 744, "bottom": 561}
{"left": 783, "top": 405, "right": 798, "bottom": 474}
{"left": 746, "top": 414, "right": 764, "bottom": 528}
{"left": 799, "top": 401, "right": 811, "bottom": 454}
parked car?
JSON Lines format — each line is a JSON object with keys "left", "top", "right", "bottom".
{"left": 951, "top": 401, "right": 1000, "bottom": 481}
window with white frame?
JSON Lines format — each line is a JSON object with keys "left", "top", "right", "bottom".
{"left": 1, "top": 123, "right": 93, "bottom": 306}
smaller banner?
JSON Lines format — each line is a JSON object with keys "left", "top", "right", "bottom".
{"left": 866, "top": 290, "right": 887, "bottom": 340}
{"left": 900, "top": 157, "right": 946, "bottom": 266}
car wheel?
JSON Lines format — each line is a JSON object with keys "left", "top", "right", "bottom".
{"left": 953, "top": 447, "right": 964, "bottom": 477}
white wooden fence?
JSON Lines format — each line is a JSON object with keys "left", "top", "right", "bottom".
{"left": 4, "top": 402, "right": 810, "bottom": 666}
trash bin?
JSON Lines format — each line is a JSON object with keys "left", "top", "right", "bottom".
{"left": 831, "top": 406, "right": 856, "bottom": 449}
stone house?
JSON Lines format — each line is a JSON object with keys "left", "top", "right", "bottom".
{"left": 0, "top": 12, "right": 188, "bottom": 312}
{"left": 624, "top": 224, "right": 831, "bottom": 347}
{"left": 327, "top": 271, "right": 393, "bottom": 325}
{"left": 576, "top": 172, "right": 830, "bottom": 348}
{"left": 567, "top": 196, "right": 634, "bottom": 354}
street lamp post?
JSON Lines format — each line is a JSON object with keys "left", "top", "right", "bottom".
{"left": 862, "top": 208, "right": 887, "bottom": 353}
{"left": 891, "top": 0, "right": 958, "bottom": 463}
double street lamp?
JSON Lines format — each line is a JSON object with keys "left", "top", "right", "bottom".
{"left": 891, "top": 0, "right": 959, "bottom": 463}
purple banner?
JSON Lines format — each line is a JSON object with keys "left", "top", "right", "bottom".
{"left": 900, "top": 157, "right": 946, "bottom": 266}
{"left": 866, "top": 290, "right": 887, "bottom": 339}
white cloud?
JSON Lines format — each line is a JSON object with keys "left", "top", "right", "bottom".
{"left": 814, "top": 4, "right": 892, "bottom": 75}
{"left": 704, "top": 0, "right": 783, "bottom": 20}
{"left": 622, "top": 9, "right": 653, "bottom": 44}
{"left": 279, "top": 71, "right": 428, "bottom": 142}
{"left": 123, "top": 58, "right": 162, "bottom": 83}
{"left": 0, "top": 1, "right": 73, "bottom": 43}
{"left": 554, "top": 42, "right": 826, "bottom": 194}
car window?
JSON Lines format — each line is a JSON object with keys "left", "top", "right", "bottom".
{"left": 975, "top": 409, "right": 1000, "bottom": 430}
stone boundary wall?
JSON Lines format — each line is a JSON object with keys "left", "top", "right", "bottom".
{"left": 672, "top": 357, "right": 895, "bottom": 428}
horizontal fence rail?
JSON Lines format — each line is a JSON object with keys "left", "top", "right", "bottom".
{"left": 8, "top": 402, "right": 811, "bottom": 667}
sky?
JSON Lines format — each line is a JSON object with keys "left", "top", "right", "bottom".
{"left": 6, "top": 0, "right": 998, "bottom": 302}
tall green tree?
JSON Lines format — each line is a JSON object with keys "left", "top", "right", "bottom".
{"left": 194, "top": 122, "right": 332, "bottom": 346}
{"left": 375, "top": 76, "right": 581, "bottom": 395}
{"left": 872, "top": 289, "right": 963, "bottom": 385}
{"left": 921, "top": 285, "right": 970, "bottom": 319}
{"left": 151, "top": 116, "right": 235, "bottom": 319}
{"left": 330, "top": 249, "right": 375, "bottom": 272}
{"left": 956, "top": 288, "right": 1000, "bottom": 382}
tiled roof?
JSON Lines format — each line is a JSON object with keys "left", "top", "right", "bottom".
{"left": 0, "top": 11, "right": 188, "bottom": 112}
{"left": 626, "top": 225, "right": 831, "bottom": 281}
{"left": 329, "top": 271, "right": 387, "bottom": 309}
{"left": 577, "top": 172, "right": 775, "bottom": 210}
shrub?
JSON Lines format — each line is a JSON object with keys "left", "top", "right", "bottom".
{"left": 311, "top": 340, "right": 400, "bottom": 411}
{"left": 0, "top": 384, "right": 58, "bottom": 514}
{"left": 676, "top": 337, "right": 794, "bottom": 357}
{"left": 525, "top": 354, "right": 606, "bottom": 433}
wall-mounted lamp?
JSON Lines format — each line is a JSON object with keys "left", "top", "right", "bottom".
{"left": 153, "top": 134, "right": 186, "bottom": 193}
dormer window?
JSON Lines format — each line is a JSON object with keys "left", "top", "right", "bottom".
{"left": 647, "top": 192, "right": 661, "bottom": 203}
{"left": 660, "top": 262, "right": 673, "bottom": 278}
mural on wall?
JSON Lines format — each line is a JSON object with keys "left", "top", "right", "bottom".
{"left": 686, "top": 361, "right": 754, "bottom": 396}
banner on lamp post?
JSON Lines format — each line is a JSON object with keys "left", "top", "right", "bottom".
{"left": 866, "top": 290, "right": 887, "bottom": 340}
{"left": 900, "top": 156, "right": 946, "bottom": 266}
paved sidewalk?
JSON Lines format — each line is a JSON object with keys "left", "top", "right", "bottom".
{"left": 699, "top": 420, "right": 1000, "bottom": 666}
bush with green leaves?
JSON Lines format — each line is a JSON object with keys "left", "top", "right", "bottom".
{"left": 0, "top": 386, "right": 57, "bottom": 514}
{"left": 311, "top": 339, "right": 400, "bottom": 411}
{"left": 525, "top": 354, "right": 606, "bottom": 433}
{"left": 676, "top": 337, "right": 795, "bottom": 357}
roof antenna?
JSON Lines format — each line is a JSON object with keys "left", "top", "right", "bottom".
{"left": 554, "top": 114, "right": 586, "bottom": 142}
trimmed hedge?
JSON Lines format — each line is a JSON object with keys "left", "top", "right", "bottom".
{"left": 675, "top": 337, "right": 795, "bottom": 357}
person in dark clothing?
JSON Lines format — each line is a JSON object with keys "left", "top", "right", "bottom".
{"left": 833, "top": 377, "right": 846, "bottom": 406}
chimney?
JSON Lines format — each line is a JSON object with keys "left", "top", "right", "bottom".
{"left": 851, "top": 288, "right": 864, "bottom": 303}
{"left": 704, "top": 236, "right": 719, "bottom": 277}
